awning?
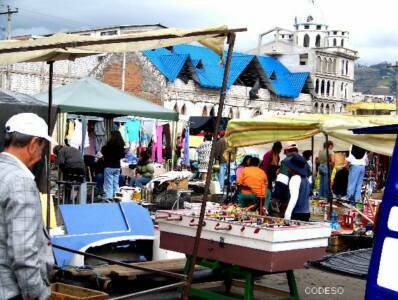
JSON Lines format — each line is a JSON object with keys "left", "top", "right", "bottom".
{"left": 0, "top": 26, "right": 231, "bottom": 64}
{"left": 35, "top": 77, "right": 178, "bottom": 121}
{"left": 225, "top": 114, "right": 398, "bottom": 156}
{"left": 346, "top": 102, "right": 396, "bottom": 112}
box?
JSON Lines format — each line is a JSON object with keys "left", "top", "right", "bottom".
{"left": 51, "top": 283, "right": 108, "bottom": 300}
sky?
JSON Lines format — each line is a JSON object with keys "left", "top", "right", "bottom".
{"left": 2, "top": 0, "right": 397, "bottom": 65}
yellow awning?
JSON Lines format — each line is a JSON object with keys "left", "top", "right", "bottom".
{"left": 0, "top": 26, "right": 231, "bottom": 64}
{"left": 226, "top": 114, "right": 398, "bottom": 156}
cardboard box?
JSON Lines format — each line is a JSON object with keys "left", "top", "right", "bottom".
{"left": 51, "top": 283, "right": 108, "bottom": 300}
{"left": 167, "top": 178, "right": 189, "bottom": 190}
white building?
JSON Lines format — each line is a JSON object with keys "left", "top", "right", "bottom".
{"left": 250, "top": 0, "right": 359, "bottom": 114}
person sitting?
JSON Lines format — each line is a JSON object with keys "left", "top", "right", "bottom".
{"left": 284, "top": 155, "right": 311, "bottom": 221}
{"left": 53, "top": 144, "right": 85, "bottom": 182}
{"left": 237, "top": 157, "right": 268, "bottom": 208}
{"left": 130, "top": 150, "right": 154, "bottom": 188}
{"left": 236, "top": 155, "right": 251, "bottom": 179}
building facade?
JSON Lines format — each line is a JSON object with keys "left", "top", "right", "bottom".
{"left": 251, "top": 1, "right": 359, "bottom": 114}
{"left": 0, "top": 25, "right": 315, "bottom": 120}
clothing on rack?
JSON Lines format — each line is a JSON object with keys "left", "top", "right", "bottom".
{"left": 182, "top": 127, "right": 190, "bottom": 166}
{"left": 125, "top": 119, "right": 140, "bottom": 143}
{"left": 118, "top": 124, "right": 129, "bottom": 146}
{"left": 69, "top": 119, "right": 89, "bottom": 149}
{"left": 152, "top": 125, "right": 164, "bottom": 163}
{"left": 141, "top": 120, "right": 155, "bottom": 147}
{"left": 163, "top": 123, "right": 172, "bottom": 160}
{"left": 94, "top": 121, "right": 106, "bottom": 153}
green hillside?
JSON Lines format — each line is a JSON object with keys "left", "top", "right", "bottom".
{"left": 354, "top": 63, "right": 395, "bottom": 95}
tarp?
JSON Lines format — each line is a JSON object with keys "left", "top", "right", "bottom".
{"left": 225, "top": 114, "right": 398, "bottom": 156}
{"left": 0, "top": 26, "right": 229, "bottom": 65}
{"left": 0, "top": 89, "right": 58, "bottom": 192}
{"left": 35, "top": 77, "right": 179, "bottom": 121}
{"left": 346, "top": 102, "right": 395, "bottom": 112}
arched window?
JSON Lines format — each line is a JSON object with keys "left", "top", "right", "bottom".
{"left": 321, "top": 80, "right": 325, "bottom": 95}
{"left": 315, "top": 34, "right": 321, "bottom": 47}
{"left": 332, "top": 81, "right": 335, "bottom": 97}
{"left": 173, "top": 103, "right": 178, "bottom": 112}
{"left": 341, "top": 60, "right": 345, "bottom": 75}
{"left": 333, "top": 38, "right": 337, "bottom": 46}
{"left": 320, "top": 103, "right": 324, "bottom": 113}
{"left": 202, "top": 106, "right": 208, "bottom": 117}
{"left": 341, "top": 39, "right": 344, "bottom": 47}
{"left": 326, "top": 81, "right": 331, "bottom": 96}
{"left": 228, "top": 108, "right": 233, "bottom": 119}
{"left": 331, "top": 104, "right": 335, "bottom": 113}
{"left": 209, "top": 107, "right": 215, "bottom": 117}
{"left": 326, "top": 104, "right": 330, "bottom": 114}
{"left": 345, "top": 61, "right": 349, "bottom": 76}
{"left": 253, "top": 110, "right": 261, "bottom": 117}
{"left": 314, "top": 102, "right": 319, "bottom": 113}
{"left": 303, "top": 34, "right": 310, "bottom": 47}
{"left": 315, "top": 79, "right": 320, "bottom": 94}
{"left": 341, "top": 82, "right": 344, "bottom": 98}
{"left": 344, "top": 85, "right": 348, "bottom": 99}
{"left": 181, "top": 104, "right": 186, "bottom": 115}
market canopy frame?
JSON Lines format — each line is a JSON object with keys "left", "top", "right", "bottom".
{"left": 226, "top": 114, "right": 398, "bottom": 156}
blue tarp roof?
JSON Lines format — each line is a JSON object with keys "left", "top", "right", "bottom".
{"left": 144, "top": 45, "right": 309, "bottom": 98}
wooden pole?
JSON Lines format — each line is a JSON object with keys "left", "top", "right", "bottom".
{"left": 181, "top": 33, "right": 236, "bottom": 300}
{"left": 46, "top": 61, "right": 54, "bottom": 231}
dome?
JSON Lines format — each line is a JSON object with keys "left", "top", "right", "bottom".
{"left": 295, "top": 0, "right": 327, "bottom": 26}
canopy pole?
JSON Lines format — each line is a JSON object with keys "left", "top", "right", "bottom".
{"left": 325, "top": 133, "right": 333, "bottom": 221}
{"left": 46, "top": 61, "right": 54, "bottom": 231}
{"left": 225, "top": 151, "right": 232, "bottom": 201}
{"left": 181, "top": 32, "right": 236, "bottom": 300}
{"left": 311, "top": 136, "right": 315, "bottom": 176}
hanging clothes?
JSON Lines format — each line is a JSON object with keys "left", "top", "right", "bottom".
{"left": 70, "top": 119, "right": 89, "bottom": 149}
{"left": 151, "top": 125, "right": 163, "bottom": 163}
{"left": 65, "top": 119, "right": 75, "bottom": 142}
{"left": 94, "top": 121, "right": 106, "bottom": 154}
{"left": 125, "top": 119, "right": 140, "bottom": 143}
{"left": 163, "top": 123, "right": 172, "bottom": 160}
{"left": 182, "top": 127, "right": 190, "bottom": 166}
{"left": 141, "top": 120, "right": 155, "bottom": 147}
{"left": 118, "top": 123, "right": 129, "bottom": 146}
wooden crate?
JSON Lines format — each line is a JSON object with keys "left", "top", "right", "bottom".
{"left": 51, "top": 283, "right": 108, "bottom": 300}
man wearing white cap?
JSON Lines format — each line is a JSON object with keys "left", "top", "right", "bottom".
{"left": 0, "top": 113, "right": 55, "bottom": 300}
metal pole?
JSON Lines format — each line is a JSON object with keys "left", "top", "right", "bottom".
{"left": 110, "top": 282, "right": 186, "bottom": 300}
{"left": 46, "top": 61, "right": 54, "bottom": 231}
{"left": 325, "top": 133, "right": 333, "bottom": 220}
{"left": 181, "top": 33, "right": 236, "bottom": 300}
{"left": 225, "top": 152, "right": 232, "bottom": 200}
{"left": 311, "top": 136, "right": 315, "bottom": 176}
{"left": 51, "top": 243, "right": 186, "bottom": 280}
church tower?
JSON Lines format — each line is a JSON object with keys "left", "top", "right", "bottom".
{"left": 293, "top": 0, "right": 328, "bottom": 48}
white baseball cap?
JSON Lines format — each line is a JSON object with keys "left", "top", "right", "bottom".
{"left": 5, "top": 113, "right": 58, "bottom": 145}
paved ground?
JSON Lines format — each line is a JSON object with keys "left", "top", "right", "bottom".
{"left": 125, "top": 267, "right": 366, "bottom": 300}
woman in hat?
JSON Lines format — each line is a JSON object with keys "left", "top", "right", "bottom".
{"left": 284, "top": 155, "right": 311, "bottom": 221}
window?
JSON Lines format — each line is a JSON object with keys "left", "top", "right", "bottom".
{"left": 315, "top": 34, "right": 321, "bottom": 47}
{"left": 326, "top": 81, "right": 331, "bottom": 96}
{"left": 228, "top": 108, "right": 234, "bottom": 119}
{"left": 321, "top": 80, "right": 325, "bottom": 95}
{"left": 315, "top": 79, "right": 320, "bottom": 93}
{"left": 333, "top": 38, "right": 337, "bottom": 46}
{"left": 173, "top": 103, "right": 178, "bottom": 112}
{"left": 303, "top": 34, "right": 310, "bottom": 47}
{"left": 202, "top": 106, "right": 208, "bottom": 117}
{"left": 333, "top": 31, "right": 337, "bottom": 35}
{"left": 314, "top": 102, "right": 319, "bottom": 113}
{"left": 209, "top": 107, "right": 215, "bottom": 117}
{"left": 181, "top": 104, "right": 186, "bottom": 115}
{"left": 345, "top": 61, "right": 349, "bottom": 75}
{"left": 100, "top": 30, "right": 117, "bottom": 36}
{"left": 304, "top": 25, "right": 310, "bottom": 29}
{"left": 300, "top": 53, "right": 308, "bottom": 65}
{"left": 317, "top": 25, "right": 322, "bottom": 30}
{"left": 341, "top": 39, "right": 344, "bottom": 47}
